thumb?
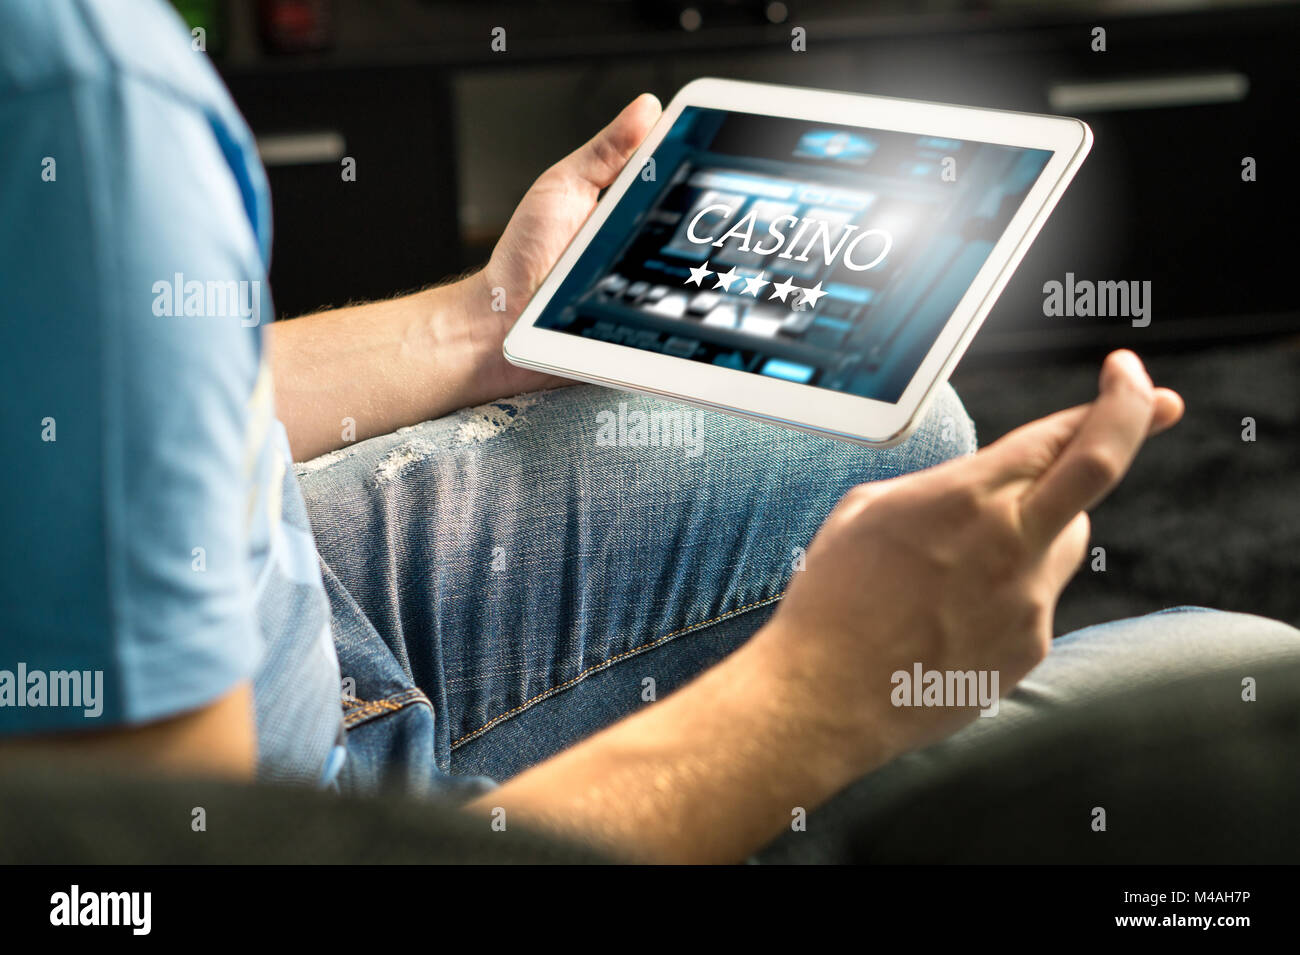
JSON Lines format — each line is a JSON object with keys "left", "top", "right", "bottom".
{"left": 560, "top": 93, "right": 662, "bottom": 190}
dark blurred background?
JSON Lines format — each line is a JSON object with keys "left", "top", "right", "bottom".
{"left": 180, "top": 0, "right": 1300, "bottom": 633}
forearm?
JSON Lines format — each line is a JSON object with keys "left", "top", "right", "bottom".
{"left": 469, "top": 624, "right": 885, "bottom": 864}
{"left": 267, "top": 274, "right": 507, "bottom": 461}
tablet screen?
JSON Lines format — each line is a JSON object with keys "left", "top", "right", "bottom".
{"left": 534, "top": 107, "right": 1052, "bottom": 403}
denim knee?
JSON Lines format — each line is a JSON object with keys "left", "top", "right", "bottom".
{"left": 909, "top": 381, "right": 977, "bottom": 461}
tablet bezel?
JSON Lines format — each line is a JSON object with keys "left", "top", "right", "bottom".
{"left": 504, "top": 78, "right": 1092, "bottom": 446}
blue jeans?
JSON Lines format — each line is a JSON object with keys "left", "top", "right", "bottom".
{"left": 295, "top": 384, "right": 1300, "bottom": 807}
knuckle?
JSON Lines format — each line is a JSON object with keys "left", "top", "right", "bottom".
{"left": 587, "top": 134, "right": 621, "bottom": 178}
{"left": 1075, "top": 446, "right": 1123, "bottom": 486}
{"left": 832, "top": 484, "right": 878, "bottom": 528}
{"left": 846, "top": 483, "right": 876, "bottom": 506}
{"left": 842, "top": 482, "right": 875, "bottom": 512}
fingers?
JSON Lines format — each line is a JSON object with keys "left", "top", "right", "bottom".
{"left": 978, "top": 385, "right": 1181, "bottom": 488}
{"left": 1019, "top": 350, "right": 1156, "bottom": 544}
{"left": 1150, "top": 387, "right": 1184, "bottom": 434}
{"left": 557, "top": 93, "right": 662, "bottom": 191}
{"left": 977, "top": 403, "right": 1093, "bottom": 486}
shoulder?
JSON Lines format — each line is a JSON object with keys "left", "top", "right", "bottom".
{"left": 0, "top": 0, "right": 271, "bottom": 272}
{"left": 0, "top": 0, "right": 238, "bottom": 118}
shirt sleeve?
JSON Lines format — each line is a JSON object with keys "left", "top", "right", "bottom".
{"left": 0, "top": 33, "right": 270, "bottom": 731}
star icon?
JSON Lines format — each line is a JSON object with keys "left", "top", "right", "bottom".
{"left": 686, "top": 262, "right": 712, "bottom": 287}
{"left": 768, "top": 276, "right": 799, "bottom": 303}
{"left": 713, "top": 266, "right": 742, "bottom": 293}
{"left": 740, "top": 273, "right": 769, "bottom": 296}
{"left": 798, "top": 281, "right": 829, "bottom": 310}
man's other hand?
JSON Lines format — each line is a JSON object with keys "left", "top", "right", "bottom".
{"left": 756, "top": 350, "right": 1185, "bottom": 766}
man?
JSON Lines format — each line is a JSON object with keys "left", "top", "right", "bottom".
{"left": 3, "top": 0, "right": 1297, "bottom": 864}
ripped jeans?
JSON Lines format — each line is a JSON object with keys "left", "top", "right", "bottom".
{"left": 293, "top": 383, "right": 1300, "bottom": 812}
{"left": 293, "top": 381, "right": 974, "bottom": 796}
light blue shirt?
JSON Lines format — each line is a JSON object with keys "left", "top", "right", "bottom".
{"left": 0, "top": 0, "right": 344, "bottom": 784}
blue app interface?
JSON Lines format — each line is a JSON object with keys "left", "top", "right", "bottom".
{"left": 535, "top": 107, "right": 1052, "bottom": 402}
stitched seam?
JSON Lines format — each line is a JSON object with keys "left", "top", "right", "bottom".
{"left": 344, "top": 689, "right": 425, "bottom": 713}
{"left": 344, "top": 701, "right": 401, "bottom": 724}
{"left": 344, "top": 700, "right": 421, "bottom": 727}
{"left": 341, "top": 686, "right": 425, "bottom": 710}
{"left": 450, "top": 592, "right": 784, "bottom": 749}
{"left": 342, "top": 688, "right": 430, "bottom": 728}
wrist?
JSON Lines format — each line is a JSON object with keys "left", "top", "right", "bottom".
{"left": 429, "top": 271, "right": 489, "bottom": 356}
{"left": 420, "top": 272, "right": 509, "bottom": 405}
{"left": 439, "top": 269, "right": 574, "bottom": 404}
{"left": 736, "top": 619, "right": 898, "bottom": 790}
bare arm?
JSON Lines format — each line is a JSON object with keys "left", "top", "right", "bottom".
{"left": 253, "top": 101, "right": 1190, "bottom": 865}
{"left": 267, "top": 274, "right": 525, "bottom": 462}
{"left": 468, "top": 626, "right": 875, "bottom": 864}
{"left": 474, "top": 353, "right": 1184, "bottom": 864}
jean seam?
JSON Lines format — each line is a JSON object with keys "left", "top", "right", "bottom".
{"left": 341, "top": 687, "right": 431, "bottom": 729}
{"left": 448, "top": 591, "right": 785, "bottom": 749}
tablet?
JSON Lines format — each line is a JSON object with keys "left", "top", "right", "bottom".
{"left": 504, "top": 78, "right": 1092, "bottom": 446}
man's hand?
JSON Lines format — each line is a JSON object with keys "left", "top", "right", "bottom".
{"left": 270, "top": 94, "right": 661, "bottom": 460}
{"left": 462, "top": 93, "right": 663, "bottom": 399}
{"left": 754, "top": 349, "right": 1185, "bottom": 764}
{"left": 480, "top": 350, "right": 1185, "bottom": 863}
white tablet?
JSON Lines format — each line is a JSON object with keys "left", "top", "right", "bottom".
{"left": 504, "top": 78, "right": 1092, "bottom": 446}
